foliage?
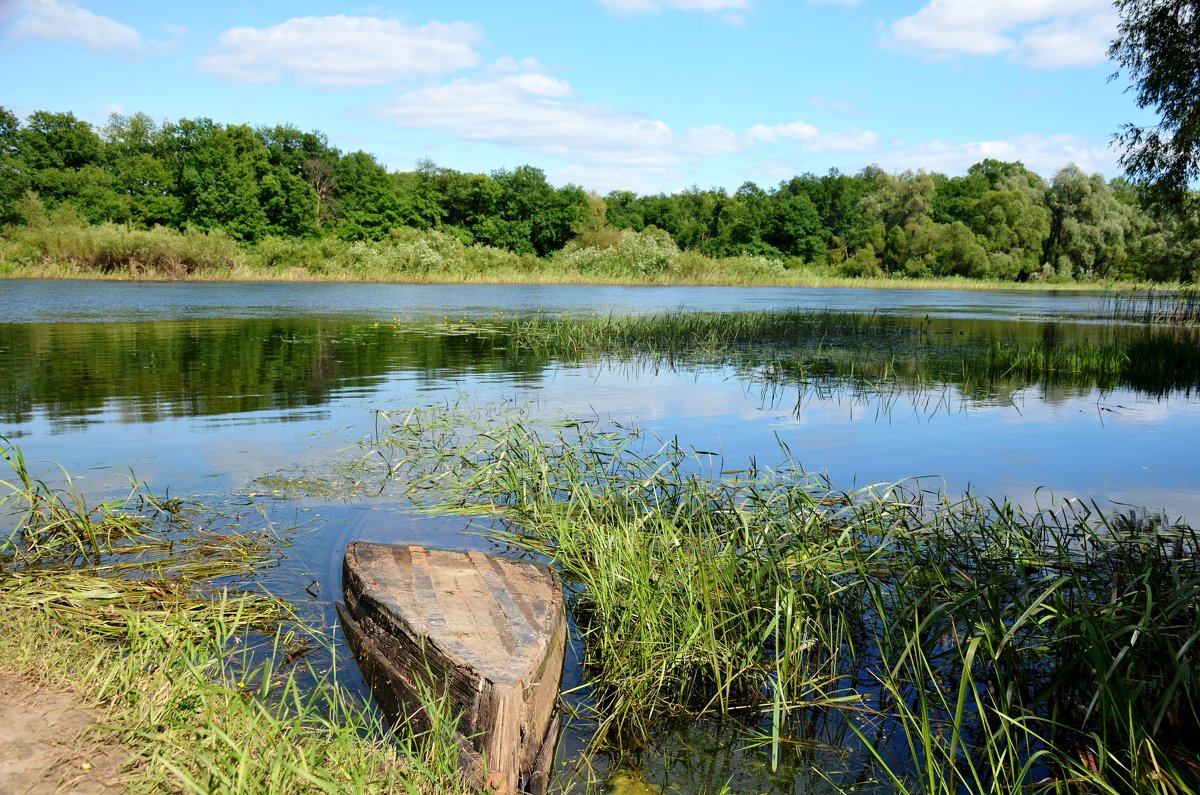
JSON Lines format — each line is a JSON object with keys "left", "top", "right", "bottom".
{"left": 1, "top": 104, "right": 1198, "bottom": 282}
{"left": 1110, "top": 0, "right": 1200, "bottom": 205}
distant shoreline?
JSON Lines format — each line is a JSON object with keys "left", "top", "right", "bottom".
{"left": 0, "top": 261, "right": 1157, "bottom": 293}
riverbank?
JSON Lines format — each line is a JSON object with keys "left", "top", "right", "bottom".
{"left": 0, "top": 222, "right": 1174, "bottom": 291}
{"left": 0, "top": 671, "right": 128, "bottom": 794}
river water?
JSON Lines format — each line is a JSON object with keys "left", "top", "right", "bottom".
{"left": 2, "top": 279, "right": 1197, "bottom": 791}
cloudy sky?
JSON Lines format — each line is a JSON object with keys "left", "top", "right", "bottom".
{"left": 0, "top": 0, "right": 1150, "bottom": 193}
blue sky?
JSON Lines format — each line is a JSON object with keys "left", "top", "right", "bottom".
{"left": 0, "top": 0, "right": 1151, "bottom": 193}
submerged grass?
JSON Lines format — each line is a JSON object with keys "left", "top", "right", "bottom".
{"left": 370, "top": 405, "right": 1200, "bottom": 794}
{"left": 0, "top": 442, "right": 475, "bottom": 795}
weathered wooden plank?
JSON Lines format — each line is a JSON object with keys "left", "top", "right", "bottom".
{"left": 337, "top": 542, "right": 566, "bottom": 795}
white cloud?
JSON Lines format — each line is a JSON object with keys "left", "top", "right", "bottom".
{"left": 197, "top": 16, "right": 481, "bottom": 87}
{"left": 802, "top": 127, "right": 878, "bottom": 153}
{"left": 683, "top": 125, "right": 746, "bottom": 155}
{"left": 599, "top": 0, "right": 750, "bottom": 12}
{"left": 7, "top": 0, "right": 143, "bottom": 51}
{"left": 747, "top": 121, "right": 820, "bottom": 143}
{"left": 382, "top": 63, "right": 880, "bottom": 192}
{"left": 806, "top": 0, "right": 864, "bottom": 6}
{"left": 874, "top": 133, "right": 1118, "bottom": 178}
{"left": 1016, "top": 12, "right": 1118, "bottom": 68}
{"left": 887, "top": 0, "right": 1117, "bottom": 67}
{"left": 384, "top": 69, "right": 677, "bottom": 169}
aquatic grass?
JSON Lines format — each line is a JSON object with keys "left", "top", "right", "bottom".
{"left": 372, "top": 408, "right": 865, "bottom": 748}
{"left": 1106, "top": 287, "right": 1200, "bottom": 326}
{"left": 391, "top": 308, "right": 1200, "bottom": 399}
{"left": 0, "top": 442, "right": 151, "bottom": 564}
{"left": 0, "top": 444, "right": 478, "bottom": 795}
{"left": 372, "top": 405, "right": 1200, "bottom": 792}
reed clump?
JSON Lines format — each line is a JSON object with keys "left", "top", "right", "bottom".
{"left": 1106, "top": 287, "right": 1200, "bottom": 326}
{"left": 486, "top": 309, "right": 1200, "bottom": 397}
{"left": 373, "top": 407, "right": 1200, "bottom": 793}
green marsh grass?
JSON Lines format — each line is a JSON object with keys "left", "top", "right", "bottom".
{"left": 1106, "top": 286, "right": 1200, "bottom": 326}
{"left": 371, "top": 405, "right": 1200, "bottom": 793}
{"left": 437, "top": 308, "right": 1200, "bottom": 399}
{"left": 0, "top": 443, "right": 476, "bottom": 795}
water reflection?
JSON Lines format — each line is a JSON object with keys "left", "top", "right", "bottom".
{"left": 3, "top": 313, "right": 1197, "bottom": 431}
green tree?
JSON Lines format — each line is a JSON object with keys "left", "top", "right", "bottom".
{"left": 603, "top": 190, "right": 644, "bottom": 231}
{"left": 1045, "top": 164, "right": 1144, "bottom": 279}
{"left": 795, "top": 169, "right": 870, "bottom": 253}
{"left": 102, "top": 113, "right": 180, "bottom": 227}
{"left": 253, "top": 126, "right": 342, "bottom": 226}
{"left": 16, "top": 110, "right": 109, "bottom": 211}
{"left": 1110, "top": 0, "right": 1200, "bottom": 204}
{"left": 389, "top": 159, "right": 445, "bottom": 231}
{"left": 490, "top": 165, "right": 586, "bottom": 256}
{"left": 164, "top": 119, "right": 270, "bottom": 241}
{"left": 902, "top": 220, "right": 989, "bottom": 278}
{"left": 862, "top": 169, "right": 936, "bottom": 231}
{"left": 0, "top": 106, "right": 29, "bottom": 225}
{"left": 331, "top": 150, "right": 404, "bottom": 241}
{"left": 436, "top": 168, "right": 503, "bottom": 243}
{"left": 966, "top": 174, "right": 1052, "bottom": 280}
{"left": 764, "top": 187, "right": 825, "bottom": 262}
{"left": 18, "top": 110, "right": 102, "bottom": 172}
{"left": 570, "top": 193, "right": 624, "bottom": 249}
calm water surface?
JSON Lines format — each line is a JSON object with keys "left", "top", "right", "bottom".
{"left": 3, "top": 279, "right": 1197, "bottom": 791}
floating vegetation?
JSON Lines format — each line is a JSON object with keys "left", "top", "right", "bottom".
{"left": 371, "top": 405, "right": 1200, "bottom": 794}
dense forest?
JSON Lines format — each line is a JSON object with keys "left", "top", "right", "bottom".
{"left": 1, "top": 106, "right": 1197, "bottom": 282}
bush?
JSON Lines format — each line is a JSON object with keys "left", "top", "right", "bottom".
{"left": 250, "top": 235, "right": 348, "bottom": 272}
{"left": 6, "top": 222, "right": 241, "bottom": 275}
{"left": 554, "top": 227, "right": 680, "bottom": 278}
{"left": 839, "top": 244, "right": 884, "bottom": 278}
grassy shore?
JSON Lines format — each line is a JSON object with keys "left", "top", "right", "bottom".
{"left": 0, "top": 220, "right": 1175, "bottom": 291}
{"left": 0, "top": 445, "right": 474, "bottom": 795}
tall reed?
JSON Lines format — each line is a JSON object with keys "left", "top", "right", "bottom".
{"left": 1106, "top": 286, "right": 1200, "bottom": 326}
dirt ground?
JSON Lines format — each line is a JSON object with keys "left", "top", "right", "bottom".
{"left": 0, "top": 672, "right": 128, "bottom": 795}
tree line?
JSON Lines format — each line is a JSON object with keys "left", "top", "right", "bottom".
{"left": 1, "top": 106, "right": 1196, "bottom": 282}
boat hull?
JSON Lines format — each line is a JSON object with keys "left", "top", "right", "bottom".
{"left": 337, "top": 543, "right": 566, "bottom": 795}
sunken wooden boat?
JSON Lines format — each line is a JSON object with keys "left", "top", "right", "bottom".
{"left": 336, "top": 542, "right": 566, "bottom": 795}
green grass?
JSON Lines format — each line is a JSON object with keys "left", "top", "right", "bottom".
{"left": 369, "top": 405, "right": 1200, "bottom": 793}
{"left": 0, "top": 443, "right": 476, "bottom": 795}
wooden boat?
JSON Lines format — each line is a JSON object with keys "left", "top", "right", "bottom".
{"left": 336, "top": 542, "right": 566, "bottom": 795}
